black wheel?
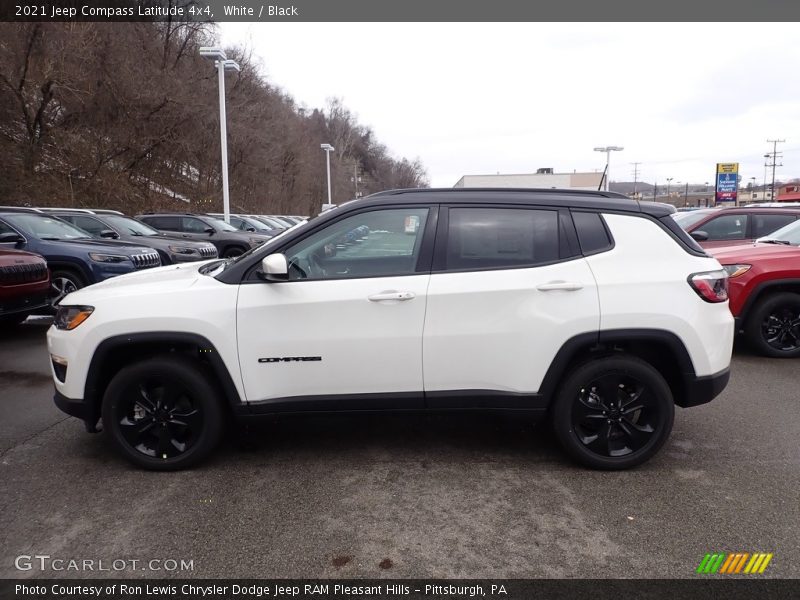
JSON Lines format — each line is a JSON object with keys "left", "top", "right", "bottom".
{"left": 101, "top": 356, "right": 223, "bottom": 470}
{"left": 551, "top": 356, "right": 674, "bottom": 470}
{"left": 745, "top": 292, "right": 800, "bottom": 358}
{"left": 222, "top": 246, "right": 245, "bottom": 258}
{"left": 0, "top": 313, "right": 29, "bottom": 328}
{"left": 50, "top": 269, "right": 85, "bottom": 307}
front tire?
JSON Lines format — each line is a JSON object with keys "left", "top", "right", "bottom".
{"left": 551, "top": 355, "right": 675, "bottom": 470}
{"left": 101, "top": 356, "right": 224, "bottom": 470}
{"left": 745, "top": 292, "right": 800, "bottom": 358}
{"left": 222, "top": 246, "right": 245, "bottom": 258}
{"left": 50, "top": 269, "right": 85, "bottom": 307}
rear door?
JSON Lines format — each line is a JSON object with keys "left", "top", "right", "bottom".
{"left": 422, "top": 205, "right": 600, "bottom": 406}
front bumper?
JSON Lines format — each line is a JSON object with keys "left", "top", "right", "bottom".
{"left": 678, "top": 367, "right": 730, "bottom": 408}
{"left": 54, "top": 389, "right": 100, "bottom": 432}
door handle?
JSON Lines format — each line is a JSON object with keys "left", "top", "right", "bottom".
{"left": 368, "top": 291, "right": 416, "bottom": 302}
{"left": 536, "top": 281, "right": 584, "bottom": 292}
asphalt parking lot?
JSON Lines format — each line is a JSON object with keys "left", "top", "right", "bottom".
{"left": 1, "top": 319, "right": 798, "bottom": 579}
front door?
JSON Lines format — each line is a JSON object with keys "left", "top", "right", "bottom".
{"left": 236, "top": 206, "right": 434, "bottom": 407}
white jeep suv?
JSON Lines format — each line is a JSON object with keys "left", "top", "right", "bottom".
{"left": 47, "top": 189, "right": 733, "bottom": 470}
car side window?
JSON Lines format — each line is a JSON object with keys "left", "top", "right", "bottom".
{"left": 145, "top": 216, "right": 179, "bottom": 231}
{"left": 445, "top": 208, "right": 559, "bottom": 270}
{"left": 0, "top": 219, "right": 15, "bottom": 235}
{"left": 752, "top": 214, "right": 797, "bottom": 238}
{"left": 182, "top": 217, "right": 210, "bottom": 233}
{"left": 700, "top": 214, "right": 747, "bottom": 240}
{"left": 71, "top": 216, "right": 106, "bottom": 236}
{"left": 572, "top": 211, "right": 612, "bottom": 254}
{"left": 282, "top": 208, "right": 429, "bottom": 281}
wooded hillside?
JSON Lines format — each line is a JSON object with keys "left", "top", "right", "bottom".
{"left": 0, "top": 22, "right": 428, "bottom": 216}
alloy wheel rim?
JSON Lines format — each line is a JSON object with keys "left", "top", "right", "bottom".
{"left": 572, "top": 372, "right": 660, "bottom": 457}
{"left": 117, "top": 378, "right": 202, "bottom": 459}
{"left": 762, "top": 306, "right": 800, "bottom": 352}
{"left": 51, "top": 277, "right": 78, "bottom": 306}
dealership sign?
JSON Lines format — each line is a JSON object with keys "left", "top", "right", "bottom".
{"left": 715, "top": 163, "right": 739, "bottom": 204}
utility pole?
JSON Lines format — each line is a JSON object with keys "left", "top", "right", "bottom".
{"left": 631, "top": 162, "right": 641, "bottom": 197}
{"left": 653, "top": 180, "right": 657, "bottom": 202}
{"left": 766, "top": 139, "right": 785, "bottom": 200}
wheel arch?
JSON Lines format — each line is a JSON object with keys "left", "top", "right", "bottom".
{"left": 47, "top": 260, "right": 91, "bottom": 284}
{"left": 737, "top": 279, "right": 800, "bottom": 327}
{"left": 539, "top": 329, "right": 701, "bottom": 408}
{"left": 83, "top": 332, "right": 244, "bottom": 427}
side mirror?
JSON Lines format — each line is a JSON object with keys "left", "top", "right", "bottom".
{"left": 246, "top": 227, "right": 256, "bottom": 232}
{"left": 0, "top": 232, "right": 23, "bottom": 244}
{"left": 258, "top": 253, "right": 289, "bottom": 282}
{"left": 204, "top": 227, "right": 215, "bottom": 235}
{"left": 99, "top": 229, "right": 119, "bottom": 239}
{"left": 690, "top": 230, "right": 709, "bottom": 242}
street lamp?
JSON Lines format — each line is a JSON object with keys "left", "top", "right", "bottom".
{"left": 593, "top": 146, "right": 624, "bottom": 191}
{"left": 666, "top": 177, "right": 673, "bottom": 202}
{"left": 199, "top": 46, "right": 240, "bottom": 224}
{"left": 320, "top": 143, "right": 335, "bottom": 205}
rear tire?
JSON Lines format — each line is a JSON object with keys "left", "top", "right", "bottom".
{"left": 101, "top": 356, "right": 224, "bottom": 470}
{"left": 551, "top": 355, "right": 674, "bottom": 470}
{"left": 745, "top": 292, "right": 800, "bottom": 358}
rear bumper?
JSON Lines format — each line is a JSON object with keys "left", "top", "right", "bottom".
{"left": 678, "top": 367, "right": 730, "bottom": 408}
{"left": 54, "top": 389, "right": 100, "bottom": 432}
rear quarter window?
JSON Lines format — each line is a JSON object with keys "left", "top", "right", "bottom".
{"left": 571, "top": 211, "right": 613, "bottom": 254}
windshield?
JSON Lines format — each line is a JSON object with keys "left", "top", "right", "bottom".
{"left": 240, "top": 217, "right": 273, "bottom": 232}
{"left": 205, "top": 216, "right": 239, "bottom": 232}
{"left": 671, "top": 210, "right": 716, "bottom": 229}
{"left": 5, "top": 214, "right": 92, "bottom": 240}
{"left": 104, "top": 215, "right": 160, "bottom": 236}
{"left": 759, "top": 219, "right": 800, "bottom": 245}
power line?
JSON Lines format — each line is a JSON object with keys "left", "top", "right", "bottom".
{"left": 766, "top": 139, "right": 785, "bottom": 198}
{"left": 630, "top": 162, "right": 641, "bottom": 196}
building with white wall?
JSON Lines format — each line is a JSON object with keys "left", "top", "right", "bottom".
{"left": 454, "top": 169, "right": 604, "bottom": 190}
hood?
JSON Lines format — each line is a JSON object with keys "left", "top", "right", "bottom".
{"left": 62, "top": 260, "right": 218, "bottom": 304}
{"left": 48, "top": 238, "right": 155, "bottom": 254}
{"left": 710, "top": 242, "right": 800, "bottom": 263}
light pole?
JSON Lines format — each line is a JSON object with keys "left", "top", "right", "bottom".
{"left": 320, "top": 143, "right": 335, "bottom": 205}
{"left": 593, "top": 146, "right": 624, "bottom": 191}
{"left": 666, "top": 177, "right": 673, "bottom": 202}
{"left": 199, "top": 47, "right": 240, "bottom": 224}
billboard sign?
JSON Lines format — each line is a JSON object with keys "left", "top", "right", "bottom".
{"left": 715, "top": 163, "right": 739, "bottom": 204}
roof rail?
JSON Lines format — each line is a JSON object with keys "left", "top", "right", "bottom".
{"left": 0, "top": 206, "right": 42, "bottom": 213}
{"left": 366, "top": 187, "right": 631, "bottom": 200}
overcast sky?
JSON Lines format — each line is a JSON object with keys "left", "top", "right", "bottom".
{"left": 219, "top": 23, "right": 800, "bottom": 188}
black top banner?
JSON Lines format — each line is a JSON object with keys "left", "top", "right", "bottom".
{"left": 3, "top": 0, "right": 800, "bottom": 22}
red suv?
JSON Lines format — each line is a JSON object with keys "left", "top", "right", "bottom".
{"left": 710, "top": 218, "right": 800, "bottom": 357}
{"left": 673, "top": 207, "right": 800, "bottom": 249}
{"left": 0, "top": 249, "right": 51, "bottom": 326}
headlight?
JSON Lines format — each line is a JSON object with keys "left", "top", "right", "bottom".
{"left": 248, "top": 237, "right": 265, "bottom": 245}
{"left": 167, "top": 245, "right": 198, "bottom": 255}
{"left": 54, "top": 305, "right": 94, "bottom": 330}
{"left": 722, "top": 264, "right": 751, "bottom": 278}
{"left": 88, "top": 252, "right": 129, "bottom": 263}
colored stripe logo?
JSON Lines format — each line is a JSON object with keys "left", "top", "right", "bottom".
{"left": 697, "top": 552, "right": 773, "bottom": 574}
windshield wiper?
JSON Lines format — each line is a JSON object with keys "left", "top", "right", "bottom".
{"left": 759, "top": 239, "right": 791, "bottom": 245}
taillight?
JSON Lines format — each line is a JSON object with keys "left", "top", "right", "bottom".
{"left": 688, "top": 270, "right": 729, "bottom": 303}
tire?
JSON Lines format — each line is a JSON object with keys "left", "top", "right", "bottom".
{"left": 222, "top": 246, "right": 245, "bottom": 258}
{"left": 0, "top": 313, "right": 29, "bottom": 328}
{"left": 744, "top": 292, "right": 800, "bottom": 358}
{"left": 101, "top": 355, "right": 224, "bottom": 470}
{"left": 551, "top": 355, "right": 675, "bottom": 470}
{"left": 50, "top": 268, "right": 86, "bottom": 307}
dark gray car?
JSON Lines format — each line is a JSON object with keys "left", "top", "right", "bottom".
{"left": 50, "top": 212, "right": 219, "bottom": 264}
{"left": 136, "top": 213, "right": 271, "bottom": 258}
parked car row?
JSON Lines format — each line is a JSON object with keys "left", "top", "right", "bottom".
{"left": 0, "top": 207, "right": 304, "bottom": 322}
{"left": 672, "top": 206, "right": 800, "bottom": 357}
